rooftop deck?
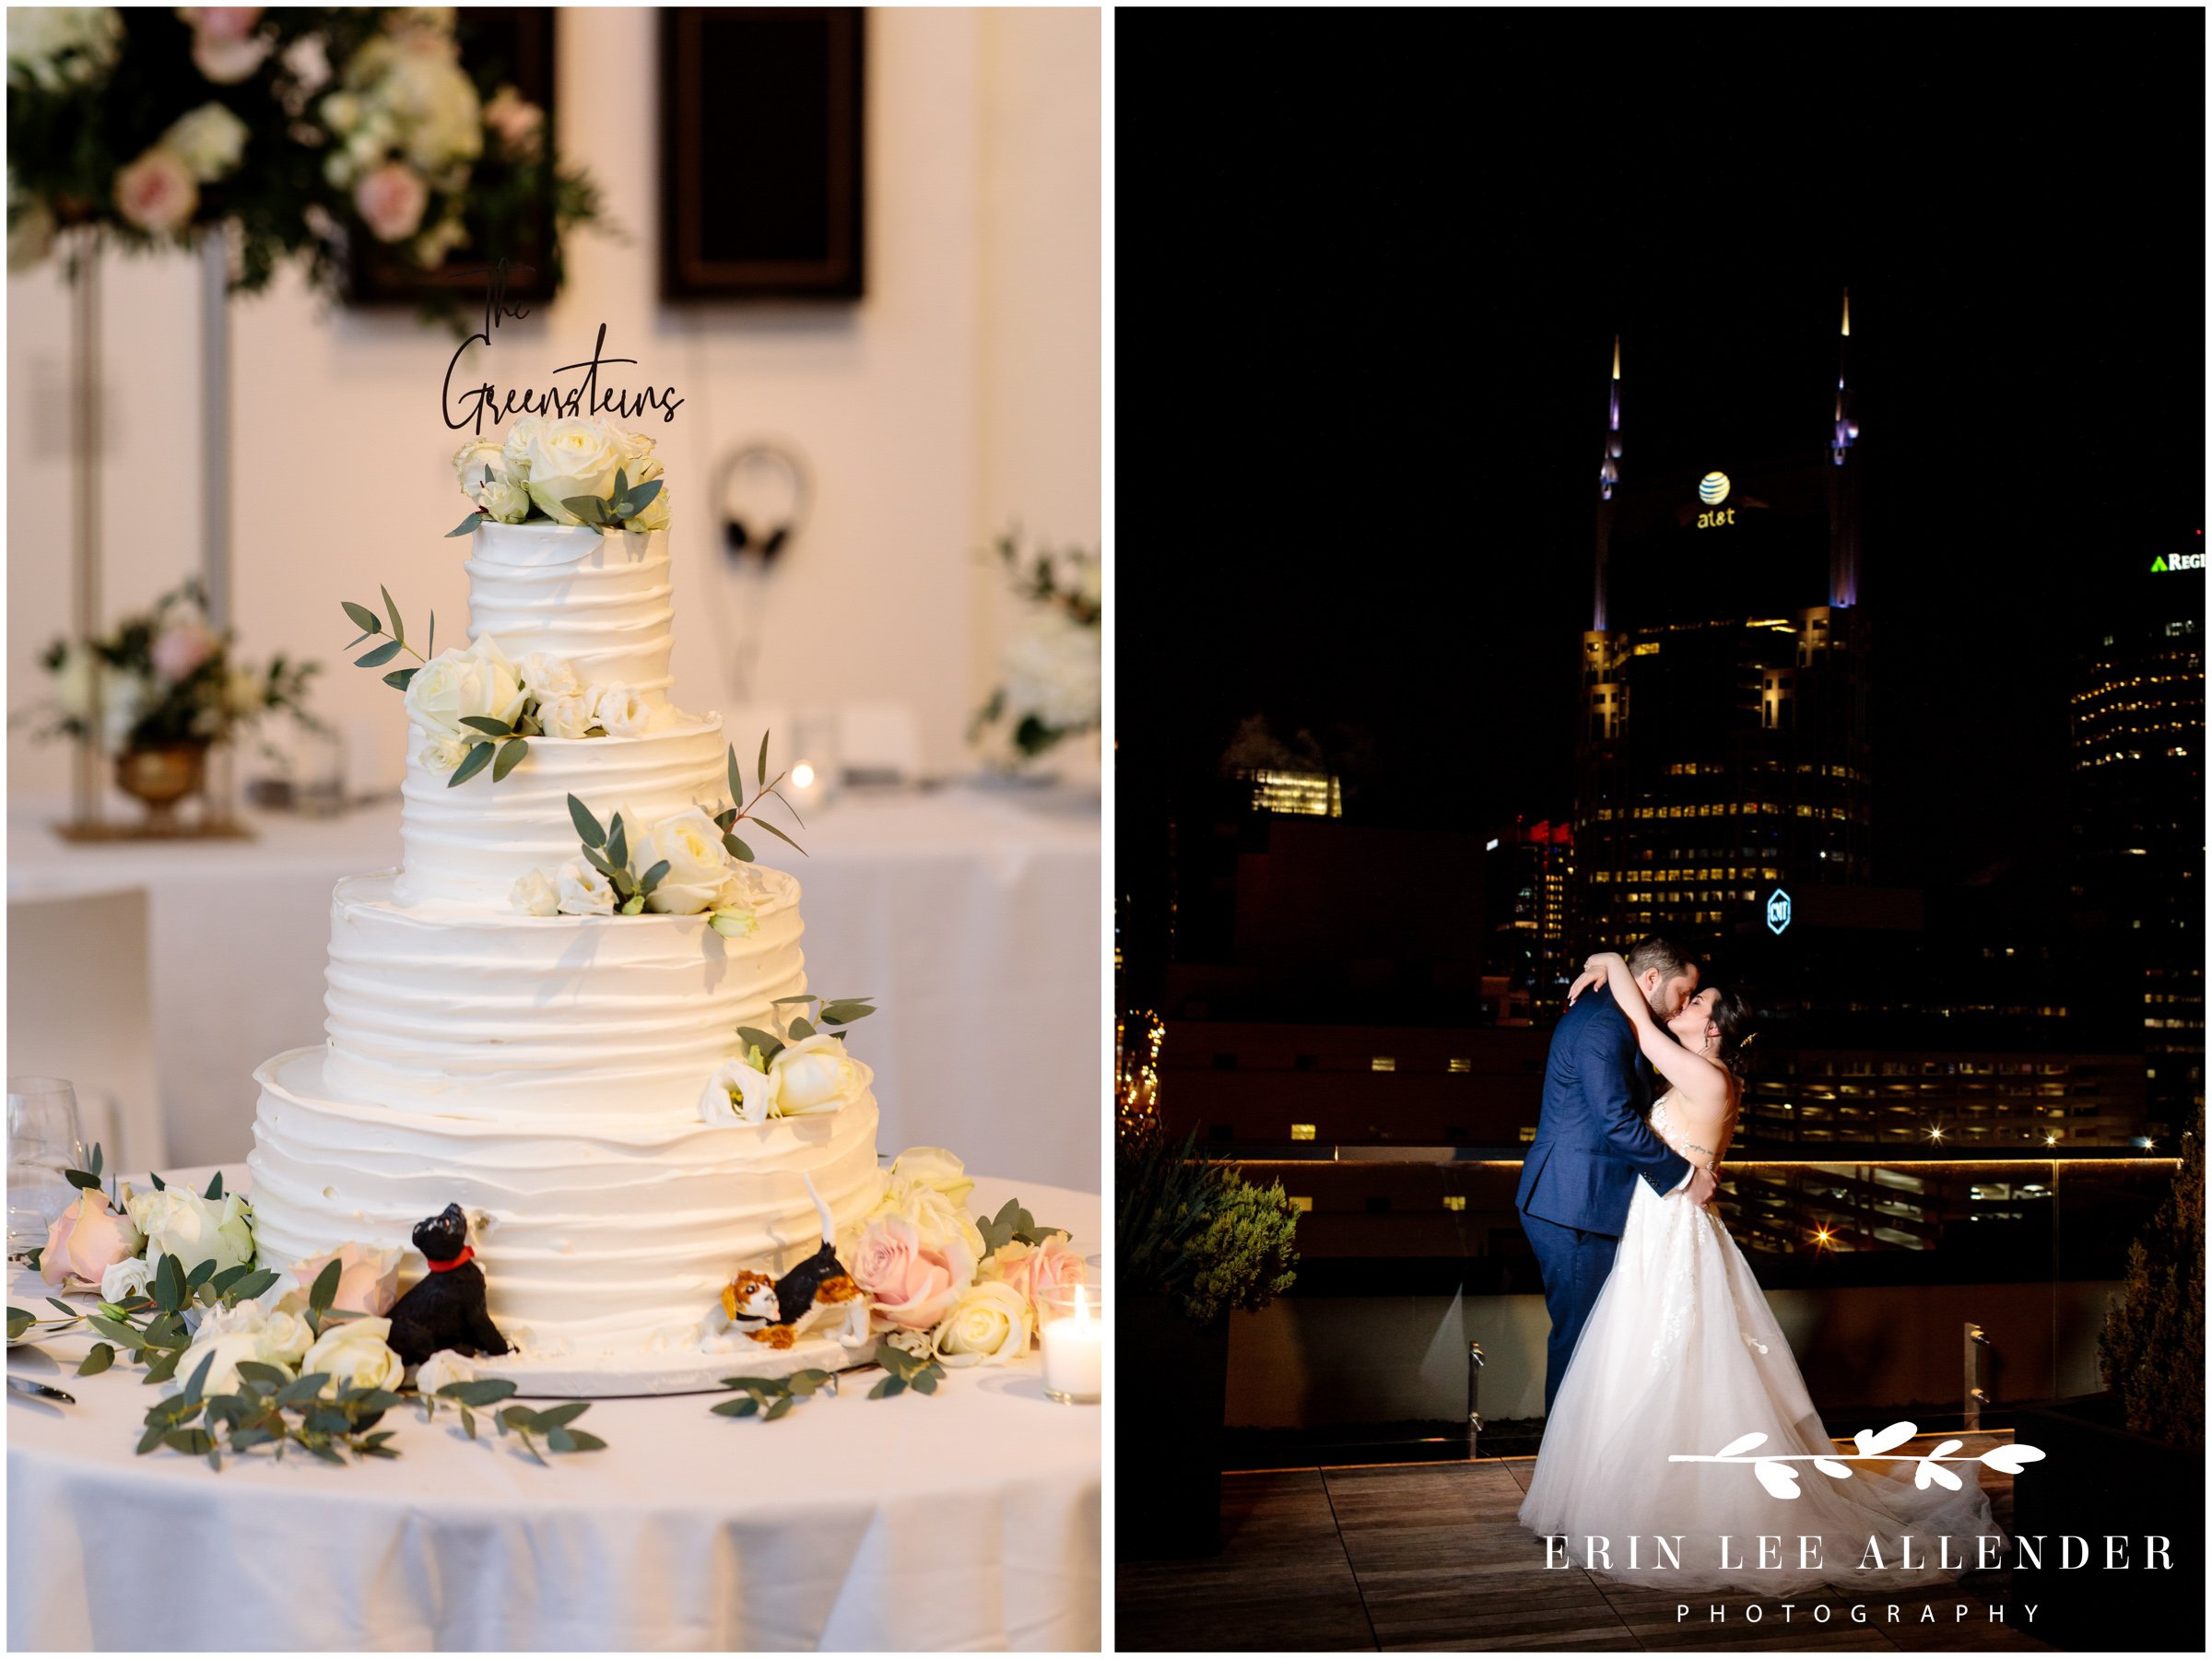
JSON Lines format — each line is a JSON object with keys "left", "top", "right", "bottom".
{"left": 1117, "top": 1434, "right": 2054, "bottom": 1652}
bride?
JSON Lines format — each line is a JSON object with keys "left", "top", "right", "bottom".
{"left": 1517, "top": 951, "right": 2004, "bottom": 1593}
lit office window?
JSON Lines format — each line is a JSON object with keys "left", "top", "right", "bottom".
{"left": 1447, "top": 1057, "right": 1472, "bottom": 1074}
{"left": 1288, "top": 1195, "right": 1313, "bottom": 1214}
{"left": 1441, "top": 1195, "right": 1467, "bottom": 1212}
{"left": 1371, "top": 1056, "right": 1396, "bottom": 1072}
{"left": 1288, "top": 1124, "right": 1316, "bottom": 1141}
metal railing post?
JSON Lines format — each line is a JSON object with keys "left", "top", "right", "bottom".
{"left": 1965, "top": 1321, "right": 1991, "bottom": 1431}
{"left": 1467, "top": 1339, "right": 1486, "bottom": 1459}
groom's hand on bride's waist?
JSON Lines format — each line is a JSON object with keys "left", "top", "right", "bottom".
{"left": 1682, "top": 1164, "right": 1718, "bottom": 1208}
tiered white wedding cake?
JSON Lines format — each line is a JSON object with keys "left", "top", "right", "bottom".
{"left": 246, "top": 471, "right": 881, "bottom": 1390}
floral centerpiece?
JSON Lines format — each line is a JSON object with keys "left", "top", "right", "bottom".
{"left": 970, "top": 531, "right": 1101, "bottom": 768}
{"left": 21, "top": 578, "right": 317, "bottom": 824}
{"left": 448, "top": 415, "right": 671, "bottom": 535}
{"left": 6, "top": 7, "right": 603, "bottom": 321}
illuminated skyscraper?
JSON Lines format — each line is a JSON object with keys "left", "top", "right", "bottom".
{"left": 1572, "top": 295, "right": 1874, "bottom": 963}
{"left": 2068, "top": 545, "right": 2206, "bottom": 1132}
{"left": 1486, "top": 818, "right": 1575, "bottom": 1014}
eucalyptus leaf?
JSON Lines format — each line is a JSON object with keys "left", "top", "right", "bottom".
{"left": 639, "top": 859, "right": 670, "bottom": 894}
{"left": 492, "top": 736, "right": 530, "bottom": 782}
{"left": 5, "top": 1308, "right": 32, "bottom": 1341}
{"left": 187, "top": 1258, "right": 218, "bottom": 1290}
{"left": 459, "top": 715, "right": 513, "bottom": 736}
{"left": 623, "top": 478, "right": 663, "bottom": 516}
{"left": 448, "top": 740, "right": 497, "bottom": 787}
{"left": 607, "top": 814, "right": 629, "bottom": 870}
{"left": 559, "top": 1429, "right": 606, "bottom": 1452}
{"left": 569, "top": 794, "right": 606, "bottom": 849}
{"left": 751, "top": 818, "right": 806, "bottom": 854}
{"left": 234, "top": 1359, "right": 289, "bottom": 1389}
{"left": 447, "top": 511, "right": 487, "bottom": 538}
{"left": 764, "top": 1395, "right": 794, "bottom": 1420}
{"left": 789, "top": 1017, "right": 817, "bottom": 1041}
{"left": 76, "top": 1342, "right": 114, "bottom": 1377}
{"left": 729, "top": 744, "right": 744, "bottom": 805}
{"left": 355, "top": 640, "right": 405, "bottom": 668}
{"left": 308, "top": 1257, "right": 343, "bottom": 1318}
{"left": 180, "top": 1350, "right": 218, "bottom": 1406}
{"left": 723, "top": 832, "right": 755, "bottom": 863}
{"left": 89, "top": 1144, "right": 103, "bottom": 1176}
{"left": 427, "top": 611, "right": 436, "bottom": 656}
{"left": 147, "top": 1171, "right": 165, "bottom": 1191}
{"left": 735, "top": 1027, "right": 784, "bottom": 1061}
{"left": 205, "top": 1170, "right": 224, "bottom": 1201}
{"left": 209, "top": 1264, "right": 250, "bottom": 1295}
{"left": 381, "top": 584, "right": 405, "bottom": 646}
{"left": 341, "top": 601, "right": 382, "bottom": 634}
{"left": 142, "top": 1347, "right": 182, "bottom": 1384}
{"left": 383, "top": 667, "right": 418, "bottom": 691}
{"left": 64, "top": 1168, "right": 100, "bottom": 1190}
{"left": 155, "top": 1253, "right": 185, "bottom": 1313}
{"left": 868, "top": 1375, "right": 903, "bottom": 1399}
{"left": 534, "top": 1400, "right": 592, "bottom": 1430}
{"left": 228, "top": 1269, "right": 278, "bottom": 1303}
{"left": 711, "top": 1396, "right": 760, "bottom": 1417}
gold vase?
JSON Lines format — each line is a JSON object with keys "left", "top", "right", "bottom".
{"left": 113, "top": 742, "right": 208, "bottom": 829}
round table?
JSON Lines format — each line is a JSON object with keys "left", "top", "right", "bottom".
{"left": 6, "top": 1171, "right": 1102, "bottom": 1652}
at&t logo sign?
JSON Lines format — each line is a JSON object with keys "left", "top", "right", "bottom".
{"left": 1696, "top": 470, "right": 1735, "bottom": 529}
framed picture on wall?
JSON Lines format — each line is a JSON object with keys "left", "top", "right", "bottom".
{"left": 659, "top": 7, "right": 866, "bottom": 300}
{"left": 343, "top": 7, "right": 559, "bottom": 308}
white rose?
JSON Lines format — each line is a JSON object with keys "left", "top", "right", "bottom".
{"left": 258, "top": 1309, "right": 315, "bottom": 1367}
{"left": 699, "top": 1055, "right": 772, "bottom": 1125}
{"left": 770, "top": 1033, "right": 872, "bottom": 1116}
{"left": 623, "top": 483, "right": 672, "bottom": 534}
{"left": 403, "top": 635, "right": 528, "bottom": 742}
{"left": 474, "top": 474, "right": 531, "bottom": 524}
{"left": 418, "top": 735, "right": 467, "bottom": 772}
{"left": 161, "top": 102, "right": 249, "bottom": 182}
{"left": 500, "top": 415, "right": 543, "bottom": 480}
{"left": 589, "top": 683, "right": 653, "bottom": 738}
{"left": 633, "top": 806, "right": 730, "bottom": 913}
{"left": 1002, "top": 608, "right": 1100, "bottom": 732}
{"left": 523, "top": 417, "right": 622, "bottom": 524}
{"left": 555, "top": 855, "right": 616, "bottom": 917}
{"left": 301, "top": 1315, "right": 405, "bottom": 1396}
{"left": 517, "top": 652, "right": 581, "bottom": 704}
{"left": 536, "top": 691, "right": 600, "bottom": 739}
{"left": 611, "top": 426, "right": 657, "bottom": 478}
{"left": 885, "top": 1147, "right": 977, "bottom": 1209}
{"left": 510, "top": 868, "right": 559, "bottom": 916}
{"left": 930, "top": 1278, "right": 1034, "bottom": 1368}
{"left": 866, "top": 1147, "right": 984, "bottom": 1260}
{"left": 452, "top": 438, "right": 508, "bottom": 494}
{"left": 100, "top": 1254, "right": 157, "bottom": 1303}
{"left": 125, "top": 1187, "right": 256, "bottom": 1278}
{"left": 176, "top": 1325, "right": 272, "bottom": 1397}
{"left": 414, "top": 1347, "right": 477, "bottom": 1395}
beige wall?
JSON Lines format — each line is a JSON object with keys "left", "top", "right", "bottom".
{"left": 7, "top": 7, "right": 1100, "bottom": 800}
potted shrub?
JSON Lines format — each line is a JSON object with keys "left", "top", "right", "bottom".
{"left": 1116, "top": 1123, "right": 1299, "bottom": 1558}
{"left": 2009, "top": 1108, "right": 2202, "bottom": 1651}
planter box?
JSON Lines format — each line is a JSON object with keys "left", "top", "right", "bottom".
{"left": 2007, "top": 1394, "right": 2204, "bottom": 1652}
{"left": 1118, "top": 1295, "right": 1230, "bottom": 1559}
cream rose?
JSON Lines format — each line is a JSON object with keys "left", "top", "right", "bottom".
{"left": 633, "top": 806, "right": 729, "bottom": 913}
{"left": 404, "top": 635, "right": 528, "bottom": 743}
{"left": 414, "top": 1347, "right": 478, "bottom": 1395}
{"left": 536, "top": 691, "right": 601, "bottom": 739}
{"left": 40, "top": 1187, "right": 142, "bottom": 1288}
{"left": 100, "top": 1253, "right": 158, "bottom": 1304}
{"left": 511, "top": 867, "right": 559, "bottom": 916}
{"left": 125, "top": 1186, "right": 254, "bottom": 1278}
{"left": 931, "top": 1278, "right": 1033, "bottom": 1368}
{"left": 517, "top": 652, "right": 581, "bottom": 704}
{"left": 500, "top": 415, "right": 544, "bottom": 479}
{"left": 769, "top": 1034, "right": 872, "bottom": 1116}
{"left": 161, "top": 102, "right": 249, "bottom": 182}
{"left": 452, "top": 437, "right": 507, "bottom": 493}
{"left": 176, "top": 1312, "right": 275, "bottom": 1397}
{"left": 474, "top": 474, "right": 531, "bottom": 524}
{"left": 624, "top": 483, "right": 672, "bottom": 534}
{"left": 268, "top": 1242, "right": 402, "bottom": 1322}
{"left": 867, "top": 1147, "right": 985, "bottom": 1261}
{"left": 301, "top": 1315, "right": 405, "bottom": 1396}
{"left": 523, "top": 417, "right": 623, "bottom": 524}
{"left": 848, "top": 1215, "right": 974, "bottom": 1333}
{"left": 418, "top": 735, "right": 468, "bottom": 773}
{"left": 555, "top": 855, "right": 616, "bottom": 917}
{"left": 258, "top": 1308, "right": 314, "bottom": 1366}
{"left": 590, "top": 684, "right": 653, "bottom": 737}
{"left": 699, "top": 1054, "right": 772, "bottom": 1126}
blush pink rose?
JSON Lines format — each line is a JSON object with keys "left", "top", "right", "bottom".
{"left": 276, "top": 1242, "right": 402, "bottom": 1322}
{"left": 354, "top": 162, "right": 429, "bottom": 243}
{"left": 183, "top": 8, "right": 269, "bottom": 83}
{"left": 848, "top": 1215, "right": 971, "bottom": 1332}
{"left": 113, "top": 149, "right": 199, "bottom": 235}
{"left": 150, "top": 619, "right": 218, "bottom": 682}
{"left": 982, "top": 1231, "right": 1084, "bottom": 1320}
{"left": 41, "top": 1189, "right": 143, "bottom": 1289}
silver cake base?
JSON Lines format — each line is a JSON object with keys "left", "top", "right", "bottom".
{"left": 478, "top": 1335, "right": 877, "bottom": 1399}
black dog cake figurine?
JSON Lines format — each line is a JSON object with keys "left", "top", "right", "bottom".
{"left": 384, "top": 1203, "right": 512, "bottom": 1367}
{"left": 721, "top": 1175, "right": 869, "bottom": 1351}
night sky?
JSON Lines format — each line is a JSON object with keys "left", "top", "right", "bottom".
{"left": 1117, "top": 11, "right": 2205, "bottom": 890}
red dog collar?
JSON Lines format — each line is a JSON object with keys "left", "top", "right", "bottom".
{"left": 425, "top": 1245, "right": 476, "bottom": 1274}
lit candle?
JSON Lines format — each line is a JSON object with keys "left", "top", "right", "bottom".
{"left": 1039, "top": 1283, "right": 1103, "bottom": 1405}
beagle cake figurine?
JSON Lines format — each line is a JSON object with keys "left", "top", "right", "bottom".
{"left": 722, "top": 1173, "right": 869, "bottom": 1351}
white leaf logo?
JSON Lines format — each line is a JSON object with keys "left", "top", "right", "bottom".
{"left": 1715, "top": 1432, "right": 1769, "bottom": 1460}
{"left": 1914, "top": 1439, "right": 1966, "bottom": 1489}
{"left": 1981, "top": 1443, "right": 2046, "bottom": 1475}
{"left": 1813, "top": 1457, "right": 1853, "bottom": 1478}
{"left": 1753, "top": 1459, "right": 1802, "bottom": 1500}
{"left": 1853, "top": 1420, "right": 1917, "bottom": 1458}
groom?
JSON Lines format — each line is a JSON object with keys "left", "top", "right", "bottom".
{"left": 1516, "top": 935, "right": 1718, "bottom": 1414}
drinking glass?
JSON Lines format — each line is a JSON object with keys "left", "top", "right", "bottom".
{"left": 7, "top": 1077, "right": 86, "bottom": 1258}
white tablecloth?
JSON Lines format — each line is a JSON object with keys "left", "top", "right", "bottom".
{"left": 7, "top": 783, "right": 1101, "bottom": 1190}
{"left": 6, "top": 1171, "right": 1101, "bottom": 1652}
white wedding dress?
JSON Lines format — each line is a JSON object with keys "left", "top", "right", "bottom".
{"left": 1518, "top": 1096, "right": 2004, "bottom": 1593}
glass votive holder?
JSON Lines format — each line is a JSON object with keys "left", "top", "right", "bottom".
{"left": 1038, "top": 1282, "right": 1103, "bottom": 1405}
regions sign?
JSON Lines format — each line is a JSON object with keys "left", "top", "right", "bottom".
{"left": 2151, "top": 553, "right": 2205, "bottom": 572}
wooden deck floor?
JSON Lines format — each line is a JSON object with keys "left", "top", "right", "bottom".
{"left": 1117, "top": 1434, "right": 2057, "bottom": 1653}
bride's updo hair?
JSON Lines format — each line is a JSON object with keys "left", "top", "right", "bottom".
{"left": 1709, "top": 986, "right": 1758, "bottom": 1077}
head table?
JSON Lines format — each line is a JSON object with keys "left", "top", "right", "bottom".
{"left": 6, "top": 1170, "right": 1102, "bottom": 1653}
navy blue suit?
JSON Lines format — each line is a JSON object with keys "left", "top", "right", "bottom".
{"left": 1516, "top": 993, "right": 1691, "bottom": 1414}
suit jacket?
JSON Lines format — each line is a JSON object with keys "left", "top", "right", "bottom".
{"left": 1515, "top": 993, "right": 1690, "bottom": 1236}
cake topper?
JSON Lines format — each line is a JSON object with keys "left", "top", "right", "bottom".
{"left": 384, "top": 1204, "right": 512, "bottom": 1368}
{"left": 723, "top": 1175, "right": 869, "bottom": 1350}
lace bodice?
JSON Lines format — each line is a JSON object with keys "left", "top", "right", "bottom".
{"left": 1652, "top": 1093, "right": 1721, "bottom": 1167}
